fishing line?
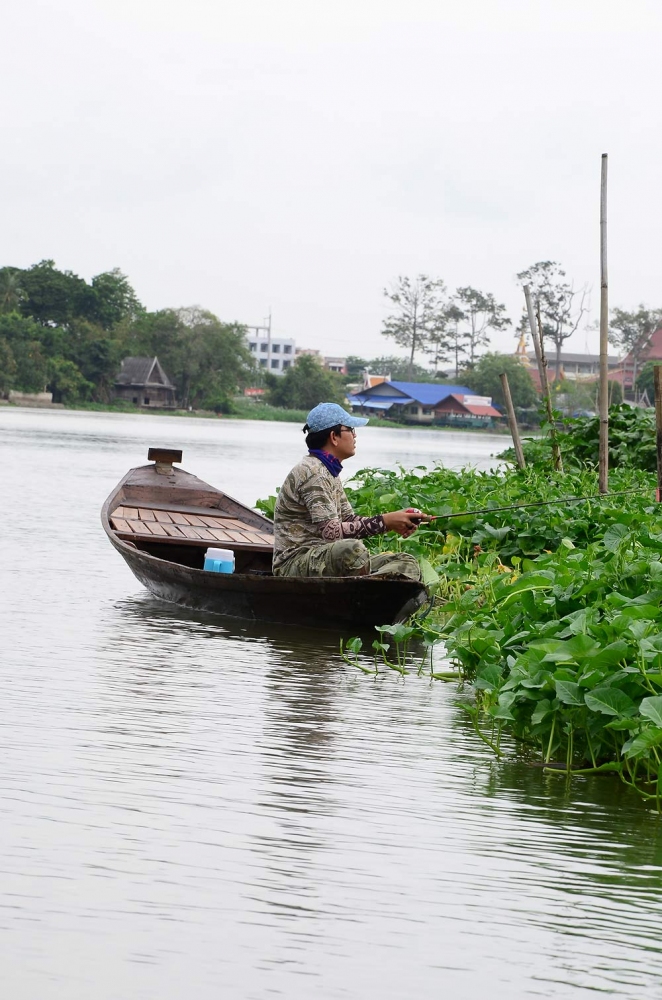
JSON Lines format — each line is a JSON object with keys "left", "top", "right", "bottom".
{"left": 423, "top": 487, "right": 657, "bottom": 524}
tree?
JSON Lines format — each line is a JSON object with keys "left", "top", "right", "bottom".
{"left": 47, "top": 357, "right": 93, "bottom": 404}
{"left": 609, "top": 306, "right": 662, "bottom": 398}
{"left": 0, "top": 312, "right": 49, "bottom": 392}
{"left": 0, "top": 337, "right": 17, "bottom": 394}
{"left": 0, "top": 268, "right": 23, "bottom": 313}
{"left": 90, "top": 269, "right": 143, "bottom": 329}
{"left": 363, "top": 355, "right": 442, "bottom": 382}
{"left": 66, "top": 318, "right": 126, "bottom": 402}
{"left": 266, "top": 353, "right": 345, "bottom": 410}
{"left": 454, "top": 287, "right": 511, "bottom": 365}
{"left": 19, "top": 260, "right": 96, "bottom": 327}
{"left": 516, "top": 261, "right": 587, "bottom": 381}
{"left": 461, "top": 353, "right": 538, "bottom": 410}
{"left": 427, "top": 303, "right": 468, "bottom": 376}
{"left": 178, "top": 311, "right": 253, "bottom": 409}
{"left": 382, "top": 275, "right": 447, "bottom": 380}
{"left": 124, "top": 308, "right": 186, "bottom": 376}
{"left": 344, "top": 355, "right": 369, "bottom": 380}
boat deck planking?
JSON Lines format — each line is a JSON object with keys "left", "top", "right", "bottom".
{"left": 110, "top": 505, "right": 274, "bottom": 552}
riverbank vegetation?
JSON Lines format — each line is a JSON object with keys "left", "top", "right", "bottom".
{"left": 0, "top": 261, "right": 254, "bottom": 409}
{"left": 4, "top": 259, "right": 661, "bottom": 422}
{"left": 343, "top": 407, "right": 662, "bottom": 805}
{"left": 259, "top": 403, "right": 662, "bottom": 806}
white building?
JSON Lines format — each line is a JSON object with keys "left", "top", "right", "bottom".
{"left": 247, "top": 331, "right": 296, "bottom": 375}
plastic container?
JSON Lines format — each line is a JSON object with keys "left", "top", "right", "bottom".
{"left": 203, "top": 547, "right": 235, "bottom": 574}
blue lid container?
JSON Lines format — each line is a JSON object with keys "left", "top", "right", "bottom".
{"left": 204, "top": 547, "right": 235, "bottom": 574}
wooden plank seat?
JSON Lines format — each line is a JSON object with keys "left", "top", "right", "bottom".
{"left": 110, "top": 505, "right": 274, "bottom": 551}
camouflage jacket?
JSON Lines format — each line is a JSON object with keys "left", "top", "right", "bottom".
{"left": 273, "top": 454, "right": 384, "bottom": 571}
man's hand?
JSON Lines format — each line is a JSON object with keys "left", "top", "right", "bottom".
{"left": 382, "top": 509, "right": 435, "bottom": 538}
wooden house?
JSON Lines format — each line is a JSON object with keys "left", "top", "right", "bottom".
{"left": 114, "top": 357, "right": 177, "bottom": 409}
{"left": 434, "top": 393, "right": 503, "bottom": 428}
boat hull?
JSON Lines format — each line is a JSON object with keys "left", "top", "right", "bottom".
{"left": 116, "top": 539, "right": 427, "bottom": 628}
{"left": 102, "top": 458, "right": 428, "bottom": 630}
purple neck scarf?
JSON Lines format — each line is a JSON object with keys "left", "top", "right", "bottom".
{"left": 309, "top": 449, "right": 343, "bottom": 478}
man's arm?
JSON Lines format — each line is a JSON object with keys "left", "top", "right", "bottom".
{"left": 320, "top": 514, "right": 386, "bottom": 540}
{"left": 319, "top": 509, "right": 433, "bottom": 541}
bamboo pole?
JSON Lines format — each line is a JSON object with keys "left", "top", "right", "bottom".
{"left": 599, "top": 153, "right": 609, "bottom": 494}
{"left": 523, "top": 284, "right": 563, "bottom": 471}
{"left": 524, "top": 284, "right": 547, "bottom": 393}
{"left": 654, "top": 365, "right": 662, "bottom": 502}
{"left": 499, "top": 372, "right": 526, "bottom": 469}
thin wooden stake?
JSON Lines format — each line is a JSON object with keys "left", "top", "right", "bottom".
{"left": 499, "top": 372, "right": 526, "bottom": 469}
{"left": 524, "top": 284, "right": 548, "bottom": 394}
{"left": 654, "top": 365, "right": 662, "bottom": 502}
{"left": 523, "top": 284, "right": 563, "bottom": 471}
{"left": 599, "top": 153, "right": 609, "bottom": 494}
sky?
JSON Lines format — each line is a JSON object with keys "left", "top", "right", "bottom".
{"left": 2, "top": 0, "right": 661, "bottom": 365}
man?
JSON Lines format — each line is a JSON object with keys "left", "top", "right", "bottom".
{"left": 272, "top": 402, "right": 432, "bottom": 580}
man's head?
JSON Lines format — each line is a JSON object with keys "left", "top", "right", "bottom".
{"left": 303, "top": 403, "right": 368, "bottom": 461}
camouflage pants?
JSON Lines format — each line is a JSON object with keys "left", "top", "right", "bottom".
{"left": 275, "top": 539, "right": 421, "bottom": 582}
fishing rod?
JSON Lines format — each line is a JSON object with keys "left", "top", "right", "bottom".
{"left": 414, "top": 487, "right": 656, "bottom": 525}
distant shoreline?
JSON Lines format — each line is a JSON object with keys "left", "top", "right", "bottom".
{"left": 0, "top": 399, "right": 513, "bottom": 435}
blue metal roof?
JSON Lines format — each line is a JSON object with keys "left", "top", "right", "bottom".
{"left": 347, "top": 392, "right": 416, "bottom": 410}
{"left": 353, "top": 381, "right": 474, "bottom": 406}
{"left": 349, "top": 393, "right": 416, "bottom": 406}
{"left": 353, "top": 398, "right": 396, "bottom": 410}
{"left": 388, "top": 381, "right": 473, "bottom": 405}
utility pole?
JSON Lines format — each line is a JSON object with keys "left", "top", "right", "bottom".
{"left": 245, "top": 309, "right": 273, "bottom": 385}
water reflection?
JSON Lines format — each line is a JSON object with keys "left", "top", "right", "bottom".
{"left": 5, "top": 409, "right": 662, "bottom": 998}
{"left": 93, "top": 595, "right": 662, "bottom": 996}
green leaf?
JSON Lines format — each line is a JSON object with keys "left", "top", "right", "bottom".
{"left": 584, "top": 687, "right": 636, "bottom": 717}
{"left": 603, "top": 523, "right": 630, "bottom": 551}
{"left": 418, "top": 557, "right": 440, "bottom": 589}
{"left": 639, "top": 696, "right": 662, "bottom": 728}
{"left": 372, "top": 640, "right": 390, "bottom": 653}
{"left": 346, "top": 637, "right": 362, "bottom": 654}
{"left": 493, "top": 573, "right": 555, "bottom": 607}
{"left": 622, "top": 727, "right": 662, "bottom": 758}
{"left": 482, "top": 524, "right": 511, "bottom": 541}
{"left": 588, "top": 641, "right": 631, "bottom": 669}
{"left": 474, "top": 664, "right": 502, "bottom": 691}
{"left": 531, "top": 698, "right": 552, "bottom": 726}
{"left": 555, "top": 680, "right": 583, "bottom": 706}
{"left": 605, "top": 718, "right": 639, "bottom": 731}
{"left": 376, "top": 624, "right": 415, "bottom": 642}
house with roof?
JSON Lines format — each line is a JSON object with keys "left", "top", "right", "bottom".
{"left": 435, "top": 393, "right": 503, "bottom": 428}
{"left": 524, "top": 350, "right": 620, "bottom": 386}
{"left": 113, "top": 357, "right": 177, "bottom": 409}
{"left": 349, "top": 380, "right": 476, "bottom": 425}
{"left": 615, "top": 326, "right": 662, "bottom": 393}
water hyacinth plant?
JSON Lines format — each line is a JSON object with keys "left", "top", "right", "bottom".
{"left": 257, "top": 410, "right": 662, "bottom": 807}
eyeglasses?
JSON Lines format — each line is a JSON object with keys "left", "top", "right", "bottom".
{"left": 339, "top": 426, "right": 356, "bottom": 437}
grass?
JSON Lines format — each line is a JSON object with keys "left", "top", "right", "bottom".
{"left": 26, "top": 395, "right": 509, "bottom": 433}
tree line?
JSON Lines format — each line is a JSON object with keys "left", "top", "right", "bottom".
{"left": 0, "top": 261, "right": 253, "bottom": 407}
{"left": 381, "top": 263, "right": 662, "bottom": 395}
{"left": 2, "top": 258, "right": 660, "bottom": 413}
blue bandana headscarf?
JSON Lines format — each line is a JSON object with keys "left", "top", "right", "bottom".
{"left": 309, "top": 449, "right": 343, "bottom": 477}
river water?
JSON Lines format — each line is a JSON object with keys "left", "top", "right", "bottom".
{"left": 2, "top": 408, "right": 662, "bottom": 999}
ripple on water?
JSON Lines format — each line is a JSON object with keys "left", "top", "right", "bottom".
{"left": 2, "top": 410, "right": 662, "bottom": 999}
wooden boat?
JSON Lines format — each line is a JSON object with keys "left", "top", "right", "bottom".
{"left": 102, "top": 448, "right": 428, "bottom": 629}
